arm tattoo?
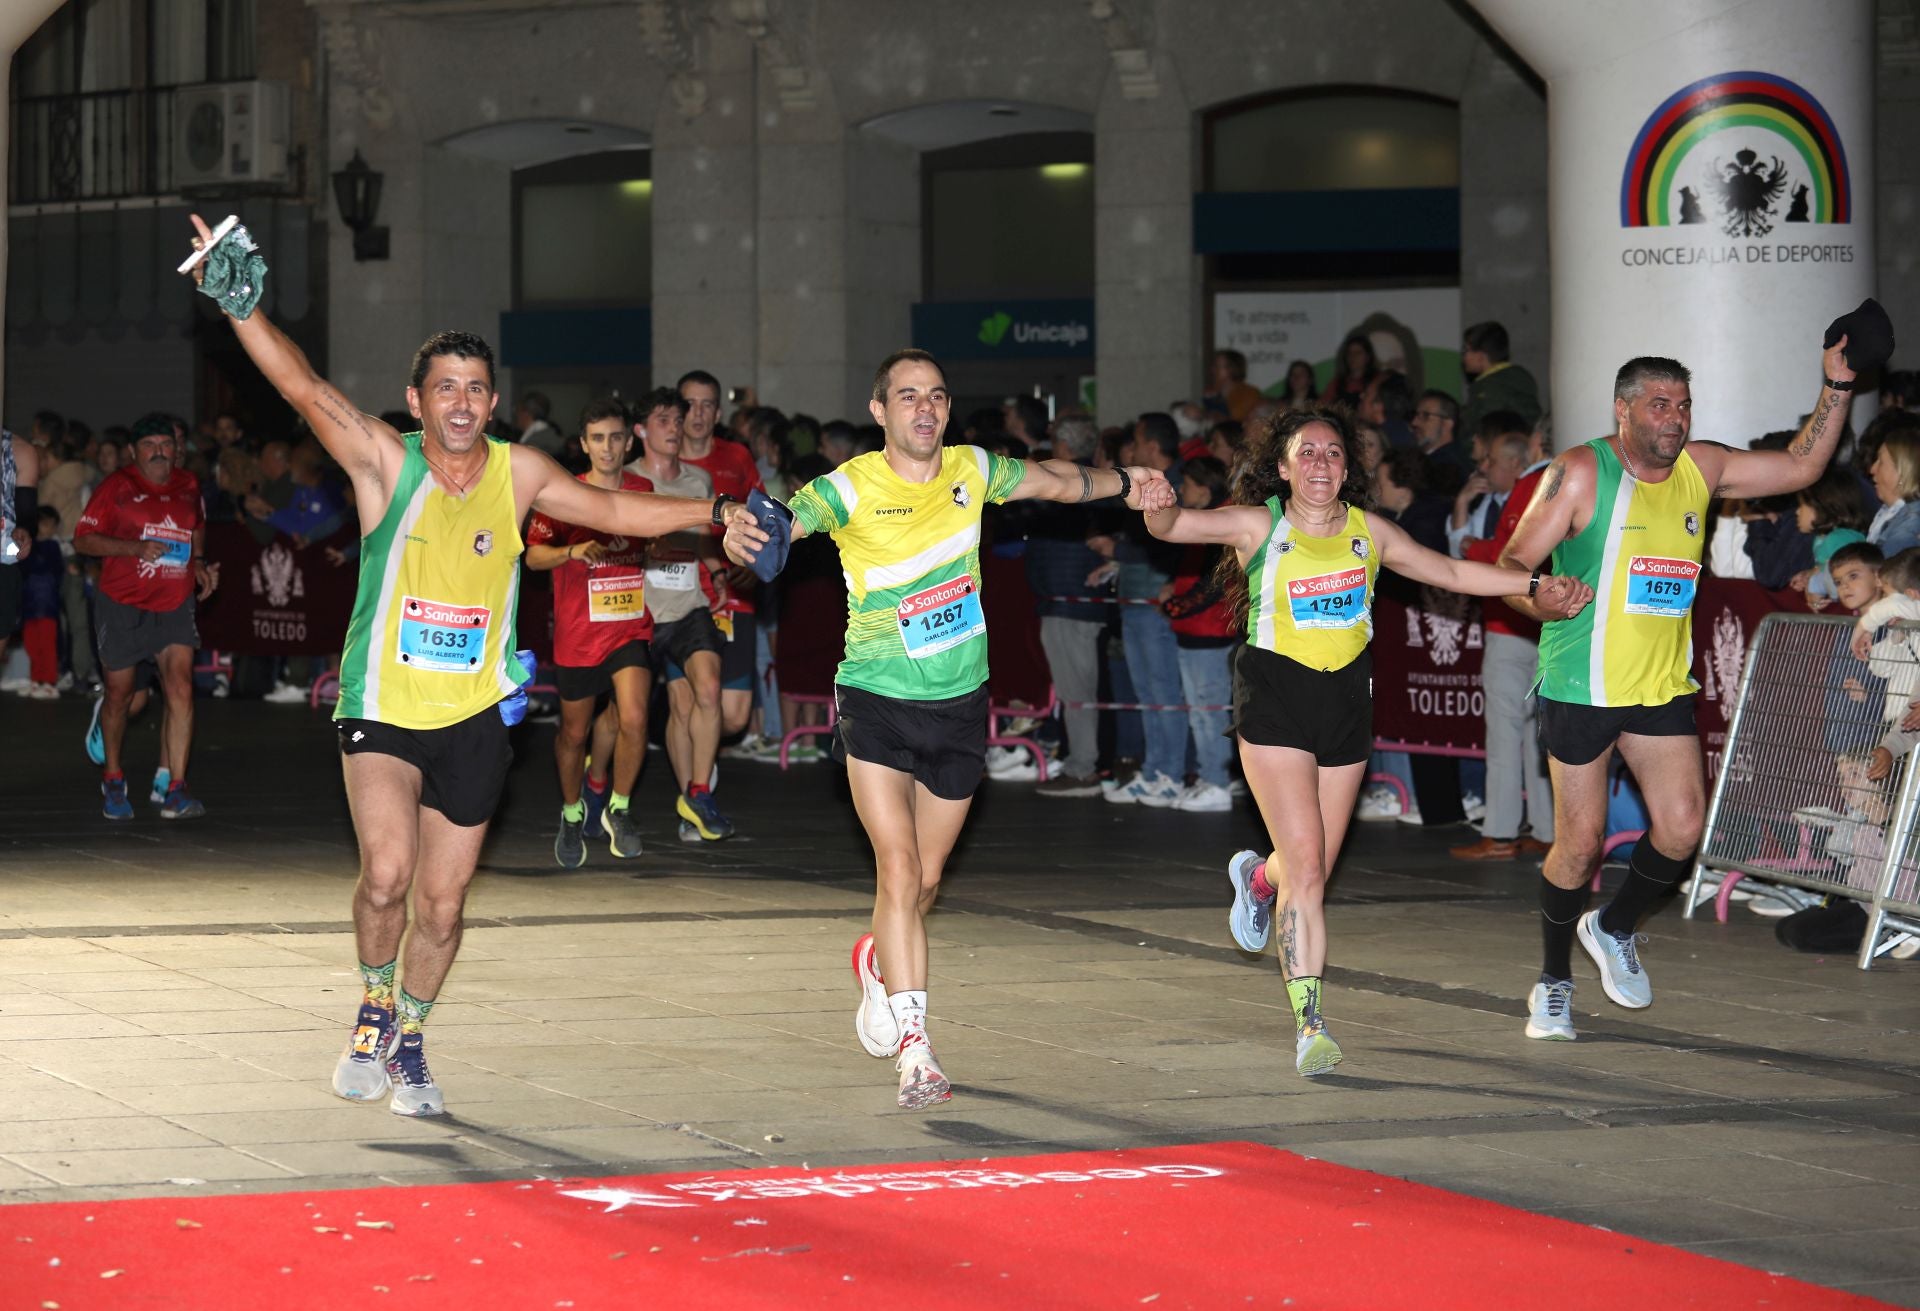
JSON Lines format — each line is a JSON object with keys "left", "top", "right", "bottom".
{"left": 1792, "top": 391, "right": 1839, "bottom": 458}
{"left": 316, "top": 385, "right": 377, "bottom": 443}
{"left": 1543, "top": 460, "right": 1566, "bottom": 502}
{"left": 1278, "top": 907, "right": 1300, "bottom": 973}
{"left": 1077, "top": 466, "right": 1093, "bottom": 503}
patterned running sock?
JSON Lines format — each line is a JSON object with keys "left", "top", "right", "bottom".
{"left": 397, "top": 987, "right": 435, "bottom": 1036}
{"left": 1540, "top": 878, "right": 1589, "bottom": 981}
{"left": 1285, "top": 976, "right": 1325, "bottom": 1033}
{"left": 359, "top": 959, "right": 397, "bottom": 1012}
{"left": 688, "top": 782, "right": 712, "bottom": 800}
{"left": 1250, "top": 861, "right": 1276, "bottom": 902}
{"left": 886, "top": 989, "right": 928, "bottom": 1044}
{"left": 1599, "top": 840, "right": 1693, "bottom": 937}
{"left": 610, "top": 792, "right": 630, "bottom": 813}
{"left": 153, "top": 767, "right": 172, "bottom": 796}
{"left": 166, "top": 777, "right": 185, "bottom": 797}
{"left": 584, "top": 774, "right": 607, "bottom": 796}
{"left": 561, "top": 799, "right": 585, "bottom": 822}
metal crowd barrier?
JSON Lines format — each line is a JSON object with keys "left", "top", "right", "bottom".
{"left": 1687, "top": 613, "right": 1920, "bottom": 966}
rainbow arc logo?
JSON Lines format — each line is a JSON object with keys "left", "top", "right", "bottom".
{"left": 1620, "top": 70, "right": 1850, "bottom": 228}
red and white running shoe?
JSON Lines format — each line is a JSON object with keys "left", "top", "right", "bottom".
{"left": 851, "top": 933, "right": 901, "bottom": 1058}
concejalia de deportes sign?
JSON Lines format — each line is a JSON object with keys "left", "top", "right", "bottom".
{"left": 911, "top": 299, "right": 1095, "bottom": 360}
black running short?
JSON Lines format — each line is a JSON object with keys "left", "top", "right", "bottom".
{"left": 337, "top": 707, "right": 510, "bottom": 828}
{"left": 720, "top": 610, "right": 757, "bottom": 691}
{"left": 0, "top": 564, "right": 19, "bottom": 640}
{"left": 1232, "top": 644, "right": 1372, "bottom": 767}
{"left": 833, "top": 682, "right": 989, "bottom": 802}
{"left": 1538, "top": 694, "right": 1697, "bottom": 767}
{"left": 653, "top": 608, "right": 724, "bottom": 675}
{"left": 553, "top": 639, "right": 651, "bottom": 703}
{"left": 95, "top": 592, "right": 197, "bottom": 672}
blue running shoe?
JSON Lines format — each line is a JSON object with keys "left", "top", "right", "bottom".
{"left": 1226, "top": 849, "right": 1272, "bottom": 953}
{"left": 332, "top": 1003, "right": 399, "bottom": 1101}
{"left": 387, "top": 1032, "right": 445, "bottom": 1117}
{"left": 675, "top": 789, "right": 734, "bottom": 841}
{"left": 84, "top": 697, "right": 105, "bottom": 766}
{"left": 101, "top": 776, "right": 133, "bottom": 821}
{"left": 159, "top": 785, "right": 205, "bottom": 820}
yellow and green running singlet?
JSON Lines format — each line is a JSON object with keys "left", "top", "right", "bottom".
{"left": 788, "top": 445, "right": 1026, "bottom": 701}
{"left": 1536, "top": 437, "right": 1709, "bottom": 707}
{"left": 1244, "top": 499, "right": 1379, "bottom": 672}
{"left": 334, "top": 434, "right": 529, "bottom": 729}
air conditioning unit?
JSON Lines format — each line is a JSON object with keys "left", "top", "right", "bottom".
{"left": 172, "top": 81, "right": 290, "bottom": 188}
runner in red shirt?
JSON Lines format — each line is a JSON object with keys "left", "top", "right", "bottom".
{"left": 73, "top": 415, "right": 220, "bottom": 820}
{"left": 676, "top": 371, "right": 766, "bottom": 753}
{"left": 525, "top": 400, "right": 657, "bottom": 866}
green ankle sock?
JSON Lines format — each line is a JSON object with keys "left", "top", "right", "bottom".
{"left": 1285, "top": 976, "right": 1325, "bottom": 1033}
{"left": 562, "top": 799, "right": 585, "bottom": 822}
{"left": 397, "top": 987, "right": 435, "bottom": 1036}
{"left": 359, "top": 959, "right": 396, "bottom": 1011}
{"left": 610, "top": 792, "right": 630, "bottom": 813}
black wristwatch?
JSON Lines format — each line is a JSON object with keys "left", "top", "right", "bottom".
{"left": 1824, "top": 376, "right": 1856, "bottom": 392}
{"left": 711, "top": 494, "right": 737, "bottom": 526}
{"left": 1115, "top": 467, "right": 1133, "bottom": 503}
{"left": 1528, "top": 567, "right": 1543, "bottom": 597}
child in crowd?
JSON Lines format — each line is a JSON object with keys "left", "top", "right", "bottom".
{"left": 1850, "top": 547, "right": 1920, "bottom": 736}
{"left": 1792, "top": 464, "right": 1871, "bottom": 601}
{"left": 19, "top": 506, "right": 64, "bottom": 698}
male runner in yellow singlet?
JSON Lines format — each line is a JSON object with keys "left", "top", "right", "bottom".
{"left": 1497, "top": 333, "right": 1856, "bottom": 1039}
{"left": 182, "top": 214, "right": 764, "bottom": 1116}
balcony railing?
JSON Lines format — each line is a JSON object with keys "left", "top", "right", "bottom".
{"left": 11, "top": 86, "right": 180, "bottom": 205}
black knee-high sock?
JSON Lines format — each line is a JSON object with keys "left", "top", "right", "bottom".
{"left": 1540, "top": 878, "right": 1589, "bottom": 982}
{"left": 1599, "top": 841, "right": 1693, "bottom": 937}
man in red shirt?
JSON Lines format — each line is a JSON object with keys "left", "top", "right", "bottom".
{"left": 676, "top": 371, "right": 765, "bottom": 771}
{"left": 525, "top": 400, "right": 657, "bottom": 866}
{"left": 74, "top": 416, "right": 220, "bottom": 820}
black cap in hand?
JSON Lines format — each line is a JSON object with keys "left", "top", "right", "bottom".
{"left": 1825, "top": 297, "right": 1895, "bottom": 374}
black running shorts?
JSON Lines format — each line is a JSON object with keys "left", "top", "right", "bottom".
{"left": 833, "top": 682, "right": 989, "bottom": 801}
{"left": 553, "top": 639, "right": 651, "bottom": 703}
{"left": 1538, "top": 694, "right": 1697, "bottom": 767}
{"left": 337, "top": 707, "right": 510, "bottom": 828}
{"left": 653, "top": 608, "right": 724, "bottom": 676}
{"left": 95, "top": 593, "right": 197, "bottom": 672}
{"left": 1232, "top": 644, "right": 1372, "bottom": 767}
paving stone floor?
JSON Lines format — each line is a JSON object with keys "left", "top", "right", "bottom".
{"left": 2, "top": 698, "right": 1919, "bottom": 1303}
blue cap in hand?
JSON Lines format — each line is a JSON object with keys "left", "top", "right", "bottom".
{"left": 745, "top": 489, "right": 794, "bottom": 584}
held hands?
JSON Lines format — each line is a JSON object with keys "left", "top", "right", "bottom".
{"left": 1531, "top": 575, "right": 1594, "bottom": 620}
{"left": 1122, "top": 466, "right": 1176, "bottom": 513}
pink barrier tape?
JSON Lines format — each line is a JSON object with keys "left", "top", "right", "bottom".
{"left": 1371, "top": 739, "right": 1488, "bottom": 761}
{"left": 1038, "top": 595, "right": 1158, "bottom": 606}
{"left": 1059, "top": 699, "right": 1231, "bottom": 712}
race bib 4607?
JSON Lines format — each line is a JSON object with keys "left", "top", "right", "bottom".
{"left": 1624, "top": 556, "right": 1699, "bottom": 618}
{"left": 396, "top": 596, "right": 491, "bottom": 672}
{"left": 1287, "top": 566, "right": 1367, "bottom": 630}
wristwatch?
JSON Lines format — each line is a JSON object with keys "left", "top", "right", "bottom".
{"left": 1824, "top": 376, "right": 1856, "bottom": 392}
{"left": 1528, "top": 568, "right": 1543, "bottom": 597}
{"left": 711, "top": 494, "right": 737, "bottom": 526}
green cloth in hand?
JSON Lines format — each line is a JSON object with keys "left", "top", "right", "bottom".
{"left": 195, "top": 224, "right": 268, "bottom": 320}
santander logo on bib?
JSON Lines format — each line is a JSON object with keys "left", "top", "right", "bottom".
{"left": 1289, "top": 567, "right": 1366, "bottom": 597}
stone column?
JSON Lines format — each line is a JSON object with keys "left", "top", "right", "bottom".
{"left": 0, "top": 0, "right": 70, "bottom": 414}
{"left": 842, "top": 131, "right": 919, "bottom": 418}
{"left": 1093, "top": 56, "right": 1195, "bottom": 427}
{"left": 1471, "top": 0, "right": 1874, "bottom": 446}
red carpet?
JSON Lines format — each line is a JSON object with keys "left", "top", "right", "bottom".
{"left": 1, "top": 1142, "right": 1888, "bottom": 1309}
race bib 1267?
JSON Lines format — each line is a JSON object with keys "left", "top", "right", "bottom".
{"left": 898, "top": 576, "right": 986, "bottom": 659}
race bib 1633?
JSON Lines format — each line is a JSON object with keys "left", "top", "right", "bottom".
{"left": 396, "top": 596, "right": 491, "bottom": 672}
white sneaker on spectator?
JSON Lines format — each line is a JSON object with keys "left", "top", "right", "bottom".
{"left": 1176, "top": 781, "right": 1233, "bottom": 813}
{"left": 1227, "top": 778, "right": 1248, "bottom": 799}
{"left": 1394, "top": 806, "right": 1426, "bottom": 826}
{"left": 721, "top": 733, "right": 768, "bottom": 760}
{"left": 27, "top": 683, "right": 59, "bottom": 700}
{"left": 1106, "top": 771, "right": 1181, "bottom": 806}
{"left": 786, "top": 741, "right": 825, "bottom": 764}
{"left": 263, "top": 681, "right": 308, "bottom": 704}
{"left": 1100, "top": 761, "right": 1141, "bottom": 796}
{"left": 1747, "top": 885, "right": 1820, "bottom": 918}
{"left": 0, "top": 677, "right": 30, "bottom": 693}
{"left": 986, "top": 746, "right": 1038, "bottom": 781}
{"left": 1463, "top": 791, "right": 1486, "bottom": 823}
{"left": 1889, "top": 934, "right": 1920, "bottom": 960}
{"left": 1355, "top": 786, "right": 1403, "bottom": 821}
{"left": 55, "top": 672, "right": 74, "bottom": 693}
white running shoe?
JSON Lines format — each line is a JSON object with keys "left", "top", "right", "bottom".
{"left": 1105, "top": 771, "right": 1181, "bottom": 806}
{"left": 1463, "top": 791, "right": 1487, "bottom": 823}
{"left": 894, "top": 1036, "right": 952, "bottom": 1109}
{"left": 851, "top": 933, "right": 901, "bottom": 1058}
{"left": 263, "top": 681, "right": 309, "bottom": 704}
{"left": 1354, "top": 786, "right": 1403, "bottom": 821}
{"left": 386, "top": 1032, "right": 444, "bottom": 1117}
{"left": 1294, "top": 1026, "right": 1343, "bottom": 1077}
{"left": 332, "top": 1004, "right": 399, "bottom": 1101}
{"left": 1176, "top": 781, "right": 1234, "bottom": 813}
{"left": 1525, "top": 980, "right": 1577, "bottom": 1041}
{"left": 1393, "top": 806, "right": 1426, "bottom": 826}
{"left": 1577, "top": 911, "right": 1652, "bottom": 1009}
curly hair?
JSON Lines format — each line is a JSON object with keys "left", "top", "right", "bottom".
{"left": 1213, "top": 406, "right": 1373, "bottom": 632}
